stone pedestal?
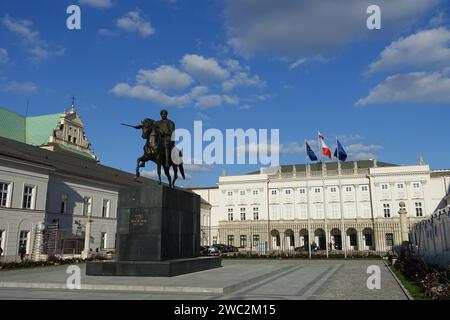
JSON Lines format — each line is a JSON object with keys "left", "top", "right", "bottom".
{"left": 86, "top": 182, "right": 221, "bottom": 276}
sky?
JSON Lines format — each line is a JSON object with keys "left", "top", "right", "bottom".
{"left": 0, "top": 0, "right": 449, "bottom": 187}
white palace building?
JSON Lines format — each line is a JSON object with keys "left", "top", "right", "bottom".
{"left": 192, "top": 160, "right": 450, "bottom": 254}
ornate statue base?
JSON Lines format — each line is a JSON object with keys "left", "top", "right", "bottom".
{"left": 86, "top": 182, "right": 221, "bottom": 277}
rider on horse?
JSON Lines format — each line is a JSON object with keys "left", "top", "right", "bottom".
{"left": 155, "top": 109, "right": 175, "bottom": 168}
{"left": 127, "top": 109, "right": 184, "bottom": 187}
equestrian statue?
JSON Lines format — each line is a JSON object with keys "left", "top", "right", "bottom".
{"left": 122, "top": 109, "right": 185, "bottom": 188}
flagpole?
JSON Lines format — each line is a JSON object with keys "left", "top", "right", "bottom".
{"left": 305, "top": 139, "right": 312, "bottom": 259}
{"left": 318, "top": 131, "right": 329, "bottom": 258}
{"left": 336, "top": 137, "right": 347, "bottom": 259}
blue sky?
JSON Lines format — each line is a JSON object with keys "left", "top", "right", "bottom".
{"left": 1, "top": 0, "right": 449, "bottom": 187}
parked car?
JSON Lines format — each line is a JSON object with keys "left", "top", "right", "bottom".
{"left": 211, "top": 244, "right": 227, "bottom": 253}
{"left": 207, "top": 246, "right": 219, "bottom": 255}
{"left": 226, "top": 245, "right": 239, "bottom": 252}
{"left": 200, "top": 246, "right": 209, "bottom": 256}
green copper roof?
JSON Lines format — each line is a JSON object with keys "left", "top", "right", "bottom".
{"left": 0, "top": 107, "right": 61, "bottom": 146}
{"left": 26, "top": 113, "right": 62, "bottom": 145}
{"left": 0, "top": 107, "right": 96, "bottom": 160}
{"left": 0, "top": 107, "right": 26, "bottom": 142}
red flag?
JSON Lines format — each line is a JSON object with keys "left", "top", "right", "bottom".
{"left": 318, "top": 132, "right": 332, "bottom": 159}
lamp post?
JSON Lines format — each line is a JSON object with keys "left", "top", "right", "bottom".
{"left": 81, "top": 214, "right": 93, "bottom": 259}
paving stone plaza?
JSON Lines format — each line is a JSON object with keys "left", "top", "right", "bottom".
{"left": 0, "top": 260, "right": 408, "bottom": 300}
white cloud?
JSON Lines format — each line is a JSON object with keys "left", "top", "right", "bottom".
{"left": 367, "top": 28, "right": 450, "bottom": 74}
{"left": 116, "top": 10, "right": 155, "bottom": 37}
{"left": 136, "top": 66, "right": 193, "bottom": 91}
{"left": 429, "top": 11, "right": 447, "bottom": 27}
{"left": 195, "top": 94, "right": 239, "bottom": 109}
{"left": 78, "top": 0, "right": 112, "bottom": 8}
{"left": 112, "top": 54, "right": 266, "bottom": 110}
{"left": 225, "top": 0, "right": 439, "bottom": 57}
{"left": 1, "top": 14, "right": 64, "bottom": 63}
{"left": 345, "top": 144, "right": 382, "bottom": 153}
{"left": 181, "top": 54, "right": 229, "bottom": 83}
{"left": 356, "top": 72, "right": 450, "bottom": 106}
{"left": 222, "top": 95, "right": 239, "bottom": 105}
{"left": 183, "top": 160, "right": 214, "bottom": 173}
{"left": 222, "top": 71, "right": 265, "bottom": 91}
{"left": 237, "top": 143, "right": 281, "bottom": 158}
{"left": 246, "top": 94, "right": 271, "bottom": 102}
{"left": 195, "top": 95, "right": 222, "bottom": 108}
{"left": 98, "top": 28, "right": 117, "bottom": 37}
{"left": 220, "top": 58, "right": 265, "bottom": 91}
{"left": 3, "top": 81, "right": 37, "bottom": 94}
{"left": 337, "top": 134, "right": 364, "bottom": 143}
{"left": 111, "top": 83, "right": 190, "bottom": 107}
{"left": 189, "top": 86, "right": 209, "bottom": 97}
{"left": 280, "top": 142, "right": 305, "bottom": 154}
{"left": 289, "top": 58, "right": 307, "bottom": 70}
{"left": 0, "top": 48, "right": 9, "bottom": 64}
{"left": 344, "top": 143, "right": 382, "bottom": 160}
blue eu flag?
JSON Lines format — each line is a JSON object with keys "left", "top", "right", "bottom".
{"left": 306, "top": 141, "right": 318, "bottom": 161}
{"left": 334, "top": 139, "right": 347, "bottom": 162}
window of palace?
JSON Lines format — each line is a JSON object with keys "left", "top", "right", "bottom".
{"left": 253, "top": 207, "right": 259, "bottom": 220}
{"left": 227, "top": 208, "right": 233, "bottom": 221}
{"left": 385, "top": 233, "right": 394, "bottom": 246}
{"left": 227, "top": 235, "right": 234, "bottom": 246}
{"left": 0, "top": 182, "right": 11, "bottom": 208}
{"left": 240, "top": 207, "right": 246, "bottom": 220}
{"left": 415, "top": 202, "right": 423, "bottom": 217}
{"left": 22, "top": 185, "right": 35, "bottom": 210}
{"left": 240, "top": 235, "right": 247, "bottom": 247}
{"left": 253, "top": 234, "right": 260, "bottom": 246}
{"left": 383, "top": 203, "right": 391, "bottom": 218}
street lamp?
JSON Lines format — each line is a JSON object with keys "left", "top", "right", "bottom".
{"left": 81, "top": 214, "right": 93, "bottom": 259}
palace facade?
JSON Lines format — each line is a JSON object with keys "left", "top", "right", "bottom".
{"left": 192, "top": 160, "right": 450, "bottom": 254}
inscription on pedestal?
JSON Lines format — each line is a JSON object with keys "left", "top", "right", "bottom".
{"left": 130, "top": 213, "right": 147, "bottom": 226}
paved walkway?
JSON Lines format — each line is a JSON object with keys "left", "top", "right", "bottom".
{"left": 0, "top": 260, "right": 408, "bottom": 300}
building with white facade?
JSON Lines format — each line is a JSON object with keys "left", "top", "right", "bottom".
{"left": 192, "top": 160, "right": 450, "bottom": 255}
{"left": 0, "top": 103, "right": 146, "bottom": 262}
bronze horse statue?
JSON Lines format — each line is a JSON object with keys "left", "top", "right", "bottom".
{"left": 124, "top": 118, "right": 185, "bottom": 188}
